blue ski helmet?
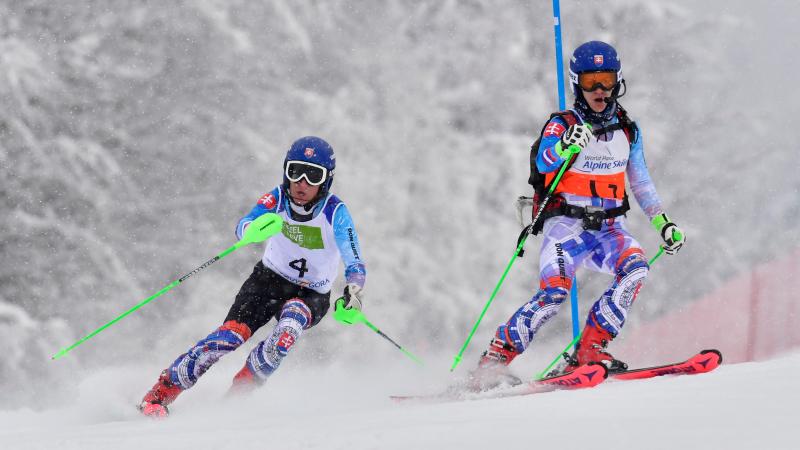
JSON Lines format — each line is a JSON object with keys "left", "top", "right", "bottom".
{"left": 283, "top": 136, "right": 336, "bottom": 200}
{"left": 569, "top": 41, "right": 623, "bottom": 121}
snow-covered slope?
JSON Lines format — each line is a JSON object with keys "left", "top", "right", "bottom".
{"left": 2, "top": 352, "right": 797, "bottom": 450}
{"left": 4, "top": 0, "right": 800, "bottom": 411}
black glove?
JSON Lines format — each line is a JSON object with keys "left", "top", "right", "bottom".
{"left": 342, "top": 283, "right": 363, "bottom": 311}
{"left": 557, "top": 124, "right": 592, "bottom": 158}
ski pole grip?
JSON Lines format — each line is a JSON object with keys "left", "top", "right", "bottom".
{"left": 332, "top": 297, "right": 364, "bottom": 325}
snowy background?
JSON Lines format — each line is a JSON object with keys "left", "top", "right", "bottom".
{"left": 1, "top": 1, "right": 799, "bottom": 447}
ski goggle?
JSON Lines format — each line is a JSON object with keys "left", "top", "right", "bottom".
{"left": 578, "top": 71, "right": 618, "bottom": 91}
{"left": 285, "top": 161, "right": 329, "bottom": 186}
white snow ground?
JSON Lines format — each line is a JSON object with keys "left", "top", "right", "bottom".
{"left": 1, "top": 351, "right": 797, "bottom": 450}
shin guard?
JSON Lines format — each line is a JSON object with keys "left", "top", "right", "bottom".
{"left": 495, "top": 287, "right": 568, "bottom": 354}
{"left": 166, "top": 320, "right": 252, "bottom": 390}
{"left": 589, "top": 252, "right": 648, "bottom": 336}
{"left": 238, "top": 299, "right": 312, "bottom": 385}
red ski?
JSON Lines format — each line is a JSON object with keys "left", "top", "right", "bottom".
{"left": 390, "top": 362, "right": 607, "bottom": 403}
{"left": 611, "top": 349, "right": 722, "bottom": 381}
{"left": 534, "top": 361, "right": 608, "bottom": 389}
{"left": 490, "top": 361, "right": 608, "bottom": 399}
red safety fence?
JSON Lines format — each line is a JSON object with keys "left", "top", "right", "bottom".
{"left": 616, "top": 249, "right": 800, "bottom": 365}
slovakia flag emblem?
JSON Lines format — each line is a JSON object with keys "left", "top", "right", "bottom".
{"left": 593, "top": 55, "right": 604, "bottom": 66}
{"left": 304, "top": 147, "right": 315, "bottom": 158}
{"left": 258, "top": 193, "right": 277, "bottom": 209}
{"left": 544, "top": 122, "right": 566, "bottom": 137}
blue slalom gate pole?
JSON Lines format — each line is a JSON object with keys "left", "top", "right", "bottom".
{"left": 552, "top": 0, "right": 580, "bottom": 339}
{"left": 552, "top": 0, "right": 567, "bottom": 111}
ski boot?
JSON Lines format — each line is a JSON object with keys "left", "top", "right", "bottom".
{"left": 467, "top": 338, "right": 523, "bottom": 392}
{"left": 561, "top": 323, "right": 628, "bottom": 375}
{"left": 139, "top": 402, "right": 169, "bottom": 418}
{"left": 138, "top": 370, "right": 182, "bottom": 418}
{"left": 227, "top": 364, "right": 265, "bottom": 397}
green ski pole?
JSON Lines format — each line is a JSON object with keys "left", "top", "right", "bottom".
{"left": 333, "top": 298, "right": 424, "bottom": 366}
{"left": 450, "top": 144, "right": 581, "bottom": 372}
{"left": 535, "top": 246, "right": 666, "bottom": 379}
{"left": 51, "top": 213, "right": 284, "bottom": 360}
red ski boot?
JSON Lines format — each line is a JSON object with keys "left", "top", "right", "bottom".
{"left": 139, "top": 402, "right": 169, "bottom": 418}
{"left": 467, "top": 338, "right": 522, "bottom": 391}
{"left": 563, "top": 322, "right": 628, "bottom": 374}
{"left": 138, "top": 370, "right": 183, "bottom": 418}
{"left": 227, "top": 364, "right": 263, "bottom": 397}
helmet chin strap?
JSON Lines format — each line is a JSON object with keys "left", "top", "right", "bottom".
{"left": 603, "top": 79, "right": 627, "bottom": 103}
{"left": 286, "top": 196, "right": 319, "bottom": 223}
{"left": 288, "top": 195, "right": 317, "bottom": 211}
{"left": 282, "top": 183, "right": 323, "bottom": 223}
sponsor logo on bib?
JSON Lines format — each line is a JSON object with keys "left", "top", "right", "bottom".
{"left": 281, "top": 223, "right": 325, "bottom": 250}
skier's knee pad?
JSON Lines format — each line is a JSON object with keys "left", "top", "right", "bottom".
{"left": 591, "top": 254, "right": 648, "bottom": 336}
{"left": 542, "top": 286, "right": 569, "bottom": 304}
{"left": 279, "top": 299, "right": 313, "bottom": 330}
{"left": 502, "top": 287, "right": 569, "bottom": 352}
{"left": 168, "top": 320, "right": 252, "bottom": 389}
{"left": 195, "top": 321, "right": 252, "bottom": 355}
{"left": 274, "top": 299, "right": 312, "bottom": 356}
{"left": 518, "top": 287, "right": 568, "bottom": 324}
{"left": 245, "top": 299, "right": 311, "bottom": 380}
{"left": 615, "top": 252, "right": 649, "bottom": 280}
{"left": 614, "top": 253, "right": 648, "bottom": 305}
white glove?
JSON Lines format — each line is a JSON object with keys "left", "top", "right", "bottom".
{"left": 651, "top": 213, "right": 686, "bottom": 255}
{"left": 342, "top": 284, "right": 364, "bottom": 311}
{"left": 557, "top": 124, "right": 592, "bottom": 158}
